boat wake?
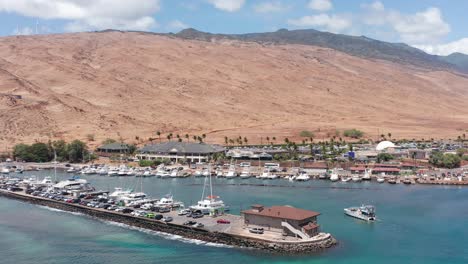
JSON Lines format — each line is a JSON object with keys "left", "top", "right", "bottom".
{"left": 101, "top": 221, "right": 235, "bottom": 249}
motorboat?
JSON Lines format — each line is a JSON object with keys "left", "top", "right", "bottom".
{"left": 66, "top": 167, "right": 77, "bottom": 173}
{"left": 341, "top": 177, "right": 351, "bottom": 182}
{"left": 239, "top": 168, "right": 251, "bottom": 179}
{"left": 216, "top": 170, "right": 224, "bottom": 178}
{"left": 159, "top": 171, "right": 171, "bottom": 178}
{"left": 352, "top": 175, "right": 362, "bottom": 182}
{"left": 194, "top": 170, "right": 203, "bottom": 177}
{"left": 1, "top": 167, "right": 10, "bottom": 174}
{"left": 295, "top": 173, "right": 310, "bottom": 182}
{"left": 155, "top": 194, "right": 184, "bottom": 208}
{"left": 362, "top": 169, "right": 372, "bottom": 181}
{"left": 329, "top": 169, "right": 339, "bottom": 182}
{"left": 377, "top": 177, "right": 385, "bottom": 183}
{"left": 344, "top": 205, "right": 376, "bottom": 221}
{"left": 170, "top": 169, "right": 179, "bottom": 178}
{"left": 225, "top": 165, "right": 237, "bottom": 179}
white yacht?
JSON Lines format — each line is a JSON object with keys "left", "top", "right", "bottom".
{"left": 193, "top": 170, "right": 203, "bottom": 177}
{"left": 377, "top": 173, "right": 385, "bottom": 183}
{"left": 159, "top": 171, "right": 171, "bottom": 178}
{"left": 341, "top": 176, "right": 351, "bottom": 182}
{"left": 202, "top": 169, "right": 211, "bottom": 177}
{"left": 344, "top": 205, "right": 376, "bottom": 221}
{"left": 362, "top": 169, "right": 372, "bottom": 181}
{"left": 108, "top": 168, "right": 119, "bottom": 176}
{"left": 352, "top": 175, "right": 362, "bottom": 182}
{"left": 295, "top": 172, "right": 310, "bottom": 182}
{"left": 239, "top": 168, "right": 251, "bottom": 179}
{"left": 329, "top": 169, "right": 339, "bottom": 182}
{"left": 1, "top": 167, "right": 10, "bottom": 174}
{"left": 216, "top": 170, "right": 224, "bottom": 178}
{"left": 53, "top": 178, "right": 91, "bottom": 191}
{"left": 155, "top": 194, "right": 184, "bottom": 208}
{"left": 190, "top": 165, "right": 227, "bottom": 215}
{"left": 170, "top": 169, "right": 179, "bottom": 178}
{"left": 66, "top": 167, "right": 77, "bottom": 173}
{"left": 257, "top": 169, "right": 272, "bottom": 179}
{"left": 225, "top": 165, "right": 237, "bottom": 179}
{"left": 109, "top": 187, "right": 147, "bottom": 204}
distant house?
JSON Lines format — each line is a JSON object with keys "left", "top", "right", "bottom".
{"left": 136, "top": 142, "right": 225, "bottom": 163}
{"left": 408, "top": 149, "right": 429, "bottom": 160}
{"left": 96, "top": 143, "right": 129, "bottom": 156}
{"left": 242, "top": 205, "right": 321, "bottom": 239}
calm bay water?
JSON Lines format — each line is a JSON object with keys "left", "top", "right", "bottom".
{"left": 1, "top": 171, "right": 467, "bottom": 264}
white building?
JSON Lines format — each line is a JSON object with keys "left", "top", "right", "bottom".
{"left": 136, "top": 142, "right": 225, "bottom": 163}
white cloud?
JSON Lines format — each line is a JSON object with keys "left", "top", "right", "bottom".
{"left": 0, "top": 0, "right": 160, "bottom": 32}
{"left": 167, "top": 20, "right": 189, "bottom": 31}
{"left": 207, "top": 0, "right": 245, "bottom": 12}
{"left": 308, "top": 0, "right": 332, "bottom": 12}
{"left": 254, "top": 1, "right": 288, "bottom": 13}
{"left": 288, "top": 14, "right": 351, "bottom": 33}
{"left": 360, "top": 2, "right": 450, "bottom": 44}
{"left": 391, "top": 7, "right": 450, "bottom": 44}
{"left": 13, "top": 26, "right": 33, "bottom": 35}
{"left": 414, "top": 38, "right": 468, "bottom": 56}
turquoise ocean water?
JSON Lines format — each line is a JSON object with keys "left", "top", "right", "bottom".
{"left": 0, "top": 171, "right": 467, "bottom": 264}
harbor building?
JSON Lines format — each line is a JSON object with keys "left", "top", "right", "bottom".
{"left": 242, "top": 205, "right": 321, "bottom": 239}
{"left": 136, "top": 142, "right": 225, "bottom": 163}
{"left": 96, "top": 143, "right": 130, "bottom": 156}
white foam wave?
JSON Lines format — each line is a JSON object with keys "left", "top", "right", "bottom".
{"left": 102, "top": 220, "right": 234, "bottom": 249}
{"left": 38, "top": 205, "right": 84, "bottom": 216}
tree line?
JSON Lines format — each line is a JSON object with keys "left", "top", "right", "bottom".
{"left": 13, "top": 140, "right": 94, "bottom": 163}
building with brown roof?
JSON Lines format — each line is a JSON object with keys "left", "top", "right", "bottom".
{"left": 241, "top": 205, "right": 321, "bottom": 239}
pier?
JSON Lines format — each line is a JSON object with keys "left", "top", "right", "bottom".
{"left": 0, "top": 188, "right": 337, "bottom": 254}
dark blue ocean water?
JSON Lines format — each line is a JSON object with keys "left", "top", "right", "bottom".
{"left": 1, "top": 171, "right": 467, "bottom": 264}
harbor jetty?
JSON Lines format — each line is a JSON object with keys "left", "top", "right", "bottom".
{"left": 0, "top": 181, "right": 337, "bottom": 254}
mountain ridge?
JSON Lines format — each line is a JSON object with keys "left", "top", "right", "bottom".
{"left": 171, "top": 28, "right": 468, "bottom": 73}
{"left": 0, "top": 30, "right": 467, "bottom": 148}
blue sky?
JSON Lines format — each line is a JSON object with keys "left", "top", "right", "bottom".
{"left": 1, "top": 0, "right": 467, "bottom": 55}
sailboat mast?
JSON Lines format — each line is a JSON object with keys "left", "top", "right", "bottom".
{"left": 209, "top": 163, "right": 213, "bottom": 199}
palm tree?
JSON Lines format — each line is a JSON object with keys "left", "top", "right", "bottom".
{"left": 202, "top": 134, "right": 206, "bottom": 140}
{"left": 156, "top": 131, "right": 161, "bottom": 143}
{"left": 388, "top": 133, "right": 392, "bottom": 140}
{"left": 166, "top": 135, "right": 171, "bottom": 141}
{"left": 185, "top": 134, "right": 189, "bottom": 142}
{"left": 243, "top": 137, "right": 248, "bottom": 145}
{"left": 224, "top": 136, "right": 228, "bottom": 145}
{"left": 266, "top": 136, "right": 270, "bottom": 144}
{"left": 178, "top": 138, "right": 182, "bottom": 142}
{"left": 193, "top": 135, "right": 197, "bottom": 142}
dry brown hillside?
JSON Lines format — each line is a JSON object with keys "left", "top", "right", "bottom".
{"left": 0, "top": 31, "right": 467, "bottom": 149}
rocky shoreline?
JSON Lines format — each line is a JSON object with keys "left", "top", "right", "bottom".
{"left": 0, "top": 190, "right": 337, "bottom": 254}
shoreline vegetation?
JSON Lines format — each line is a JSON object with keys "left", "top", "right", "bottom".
{"left": 2, "top": 129, "right": 466, "bottom": 170}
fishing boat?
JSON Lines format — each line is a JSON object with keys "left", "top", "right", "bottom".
{"left": 344, "top": 205, "right": 376, "bottom": 221}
